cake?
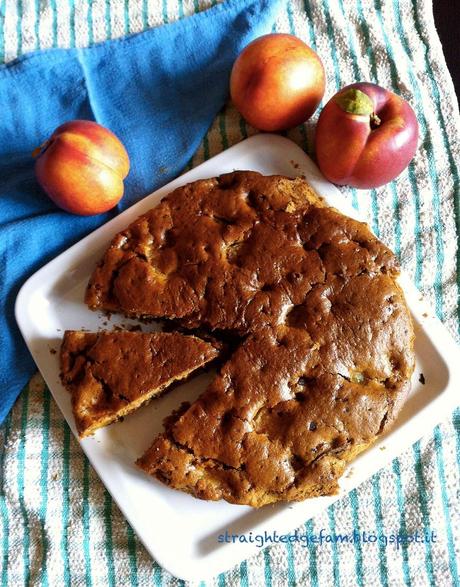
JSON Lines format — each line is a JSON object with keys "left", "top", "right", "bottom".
{"left": 60, "top": 330, "right": 219, "bottom": 438}
{"left": 86, "top": 171, "right": 415, "bottom": 505}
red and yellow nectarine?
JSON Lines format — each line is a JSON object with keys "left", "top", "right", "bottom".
{"left": 230, "top": 33, "right": 325, "bottom": 132}
{"left": 315, "top": 83, "right": 419, "bottom": 188}
{"left": 34, "top": 120, "right": 130, "bottom": 215}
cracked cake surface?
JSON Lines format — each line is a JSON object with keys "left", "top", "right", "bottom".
{"left": 85, "top": 171, "right": 415, "bottom": 506}
{"left": 60, "top": 330, "right": 219, "bottom": 438}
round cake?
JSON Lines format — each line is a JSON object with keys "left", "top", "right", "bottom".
{"left": 86, "top": 171, "right": 415, "bottom": 506}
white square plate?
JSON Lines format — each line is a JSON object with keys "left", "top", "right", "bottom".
{"left": 15, "top": 135, "right": 460, "bottom": 582}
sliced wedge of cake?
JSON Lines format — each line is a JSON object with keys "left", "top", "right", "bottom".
{"left": 60, "top": 330, "right": 219, "bottom": 438}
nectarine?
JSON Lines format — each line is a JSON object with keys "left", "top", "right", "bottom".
{"left": 230, "top": 33, "right": 325, "bottom": 132}
{"left": 315, "top": 83, "right": 418, "bottom": 188}
{"left": 34, "top": 120, "right": 130, "bottom": 215}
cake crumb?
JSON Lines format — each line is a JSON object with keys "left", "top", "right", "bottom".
{"left": 419, "top": 373, "right": 426, "bottom": 385}
{"left": 128, "top": 324, "right": 142, "bottom": 332}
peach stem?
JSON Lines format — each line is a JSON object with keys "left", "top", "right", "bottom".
{"left": 32, "top": 139, "right": 51, "bottom": 158}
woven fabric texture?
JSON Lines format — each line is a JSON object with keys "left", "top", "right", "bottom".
{"left": 1, "top": 1, "right": 459, "bottom": 585}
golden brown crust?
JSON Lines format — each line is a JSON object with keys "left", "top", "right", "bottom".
{"left": 60, "top": 330, "right": 219, "bottom": 437}
{"left": 85, "top": 171, "right": 415, "bottom": 506}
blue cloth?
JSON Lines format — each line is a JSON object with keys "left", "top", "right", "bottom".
{"left": 0, "top": 0, "right": 284, "bottom": 425}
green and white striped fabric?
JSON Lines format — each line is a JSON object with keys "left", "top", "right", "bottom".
{"left": 1, "top": 1, "right": 459, "bottom": 585}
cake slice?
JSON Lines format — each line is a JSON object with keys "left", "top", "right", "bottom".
{"left": 60, "top": 330, "right": 219, "bottom": 438}
{"left": 137, "top": 303, "right": 413, "bottom": 507}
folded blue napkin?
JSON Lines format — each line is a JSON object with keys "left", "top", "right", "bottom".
{"left": 0, "top": 0, "right": 285, "bottom": 425}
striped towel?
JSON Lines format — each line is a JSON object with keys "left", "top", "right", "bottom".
{"left": 1, "top": 1, "right": 459, "bottom": 585}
